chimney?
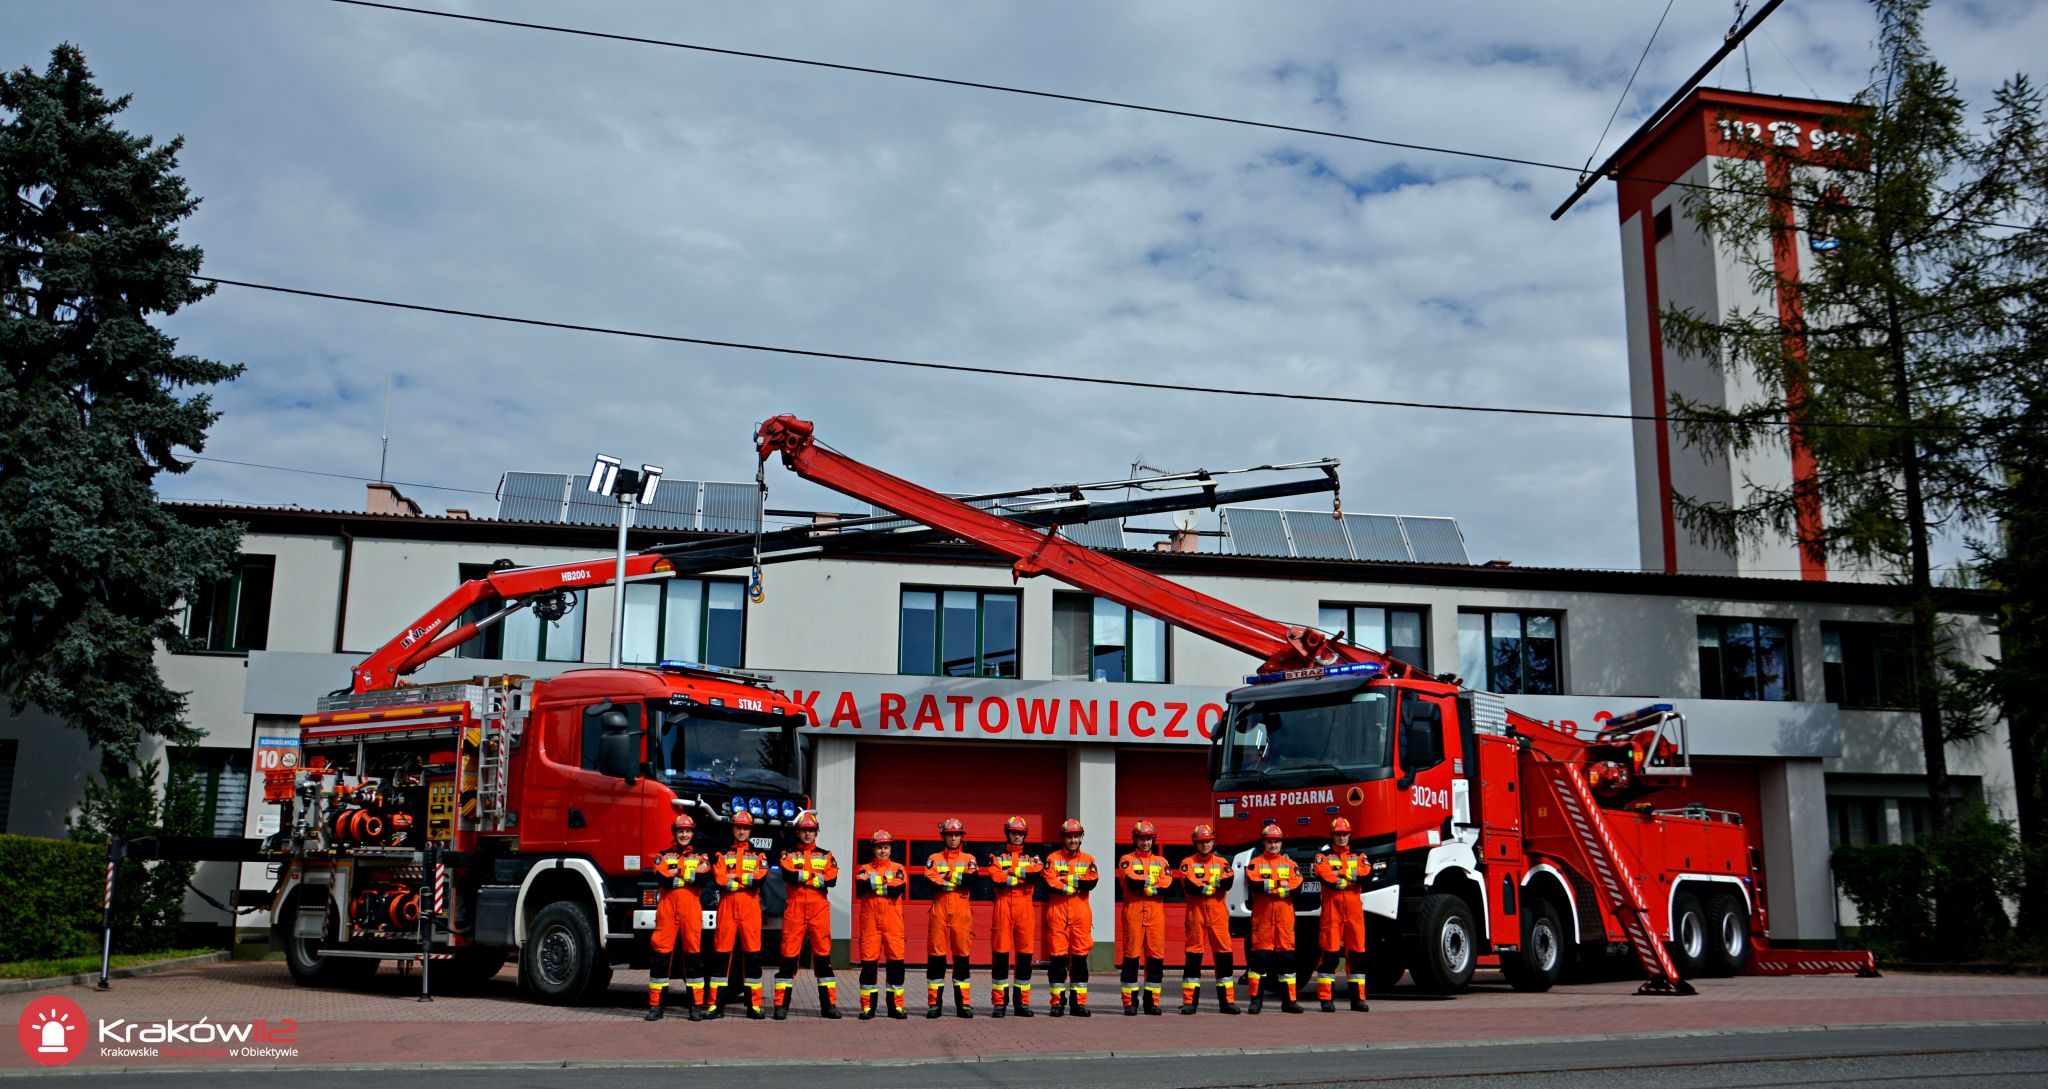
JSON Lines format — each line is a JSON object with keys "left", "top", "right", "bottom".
{"left": 444, "top": 508, "right": 471, "bottom": 520}
{"left": 366, "top": 482, "right": 423, "bottom": 517}
{"left": 1168, "top": 527, "right": 1200, "bottom": 553}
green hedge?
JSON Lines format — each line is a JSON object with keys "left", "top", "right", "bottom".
{"left": 1834, "top": 809, "right": 2023, "bottom": 962}
{"left": 0, "top": 835, "right": 108, "bottom": 962}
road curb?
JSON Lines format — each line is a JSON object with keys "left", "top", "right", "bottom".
{"left": 0, "top": 953, "right": 228, "bottom": 995}
{"left": 7, "top": 1016, "right": 2044, "bottom": 1076}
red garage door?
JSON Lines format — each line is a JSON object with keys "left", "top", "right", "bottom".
{"left": 1113, "top": 747, "right": 1219, "bottom": 962}
{"left": 853, "top": 742, "right": 1068, "bottom": 965}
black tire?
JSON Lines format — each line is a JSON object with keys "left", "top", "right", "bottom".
{"left": 1500, "top": 898, "right": 1566, "bottom": 993}
{"left": 1703, "top": 892, "right": 1751, "bottom": 977}
{"left": 1406, "top": 893, "right": 1477, "bottom": 995}
{"left": 521, "top": 901, "right": 605, "bottom": 1005}
{"left": 1667, "top": 891, "right": 1709, "bottom": 979}
{"left": 281, "top": 894, "right": 377, "bottom": 988}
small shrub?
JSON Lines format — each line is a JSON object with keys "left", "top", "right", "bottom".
{"left": 0, "top": 835, "right": 107, "bottom": 962}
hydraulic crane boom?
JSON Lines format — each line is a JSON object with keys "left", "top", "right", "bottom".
{"left": 755, "top": 414, "right": 1396, "bottom": 675}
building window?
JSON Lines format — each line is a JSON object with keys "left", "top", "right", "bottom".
{"left": 1822, "top": 623, "right": 1914, "bottom": 709}
{"left": 454, "top": 564, "right": 585, "bottom": 663}
{"left": 900, "top": 588, "right": 1019, "bottom": 678}
{"left": 170, "top": 747, "right": 251, "bottom": 838}
{"left": 623, "top": 579, "right": 746, "bottom": 666}
{"left": 1318, "top": 604, "right": 1427, "bottom": 668}
{"left": 182, "top": 555, "right": 275, "bottom": 653}
{"left": 1457, "top": 610, "right": 1562, "bottom": 694}
{"left": 1697, "top": 618, "right": 1795, "bottom": 701}
{"left": 1827, "top": 796, "right": 1888, "bottom": 848}
{"left": 1052, "top": 593, "right": 1167, "bottom": 683}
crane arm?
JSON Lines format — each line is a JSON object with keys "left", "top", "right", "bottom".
{"left": 350, "top": 553, "right": 677, "bottom": 693}
{"left": 755, "top": 414, "right": 1391, "bottom": 675}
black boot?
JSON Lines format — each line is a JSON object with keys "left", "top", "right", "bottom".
{"left": 1122, "top": 995, "right": 1138, "bottom": 1016}
{"left": 819, "top": 985, "right": 842, "bottom": 1019}
{"left": 1142, "top": 991, "right": 1162, "bottom": 1016}
{"left": 859, "top": 996, "right": 876, "bottom": 1021}
{"left": 925, "top": 992, "right": 943, "bottom": 1020}
{"left": 701, "top": 990, "right": 725, "bottom": 1020}
{"left": 772, "top": 986, "right": 790, "bottom": 1021}
{"left": 1321, "top": 998, "right": 1337, "bottom": 1013}
{"left": 1281, "top": 994, "right": 1305, "bottom": 1014}
{"left": 954, "top": 985, "right": 973, "bottom": 1019}
{"left": 1180, "top": 988, "right": 1198, "bottom": 1015}
{"left": 991, "top": 987, "right": 1007, "bottom": 1019}
{"left": 1351, "top": 997, "right": 1371, "bottom": 1012}
{"left": 1049, "top": 993, "right": 1066, "bottom": 1018}
{"left": 888, "top": 995, "right": 908, "bottom": 1020}
{"left": 685, "top": 994, "right": 701, "bottom": 1023}
{"left": 1248, "top": 989, "right": 1264, "bottom": 1015}
{"left": 644, "top": 1004, "right": 664, "bottom": 1021}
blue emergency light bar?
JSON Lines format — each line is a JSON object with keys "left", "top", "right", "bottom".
{"left": 1603, "top": 702, "right": 1676, "bottom": 729}
{"left": 1243, "top": 661, "right": 1384, "bottom": 686}
{"left": 657, "top": 660, "right": 776, "bottom": 687}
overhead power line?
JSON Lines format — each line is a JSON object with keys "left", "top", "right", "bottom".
{"left": 324, "top": 0, "right": 2043, "bottom": 235}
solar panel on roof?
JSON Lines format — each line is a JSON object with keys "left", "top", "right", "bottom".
{"left": 564, "top": 476, "right": 617, "bottom": 526}
{"left": 498, "top": 472, "right": 569, "bottom": 523}
{"left": 638, "top": 479, "right": 700, "bottom": 531}
{"left": 1222, "top": 507, "right": 1290, "bottom": 557}
{"left": 701, "top": 482, "right": 760, "bottom": 533}
{"left": 1059, "top": 520, "right": 1124, "bottom": 549}
{"left": 1400, "top": 516, "right": 1470, "bottom": 564}
{"left": 1344, "top": 514, "right": 1410, "bottom": 562}
{"left": 1283, "top": 510, "right": 1351, "bottom": 559}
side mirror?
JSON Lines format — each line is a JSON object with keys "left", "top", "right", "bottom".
{"left": 1395, "top": 773, "right": 1414, "bottom": 791}
{"left": 596, "top": 710, "right": 643, "bottom": 782}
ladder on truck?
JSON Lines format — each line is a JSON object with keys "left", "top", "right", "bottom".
{"left": 1529, "top": 754, "right": 1696, "bottom": 996}
{"left": 473, "top": 677, "right": 527, "bottom": 833}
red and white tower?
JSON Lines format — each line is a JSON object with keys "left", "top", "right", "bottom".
{"left": 1607, "top": 89, "right": 1858, "bottom": 579}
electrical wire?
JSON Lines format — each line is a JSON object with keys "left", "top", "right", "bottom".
{"left": 322, "top": 0, "right": 2045, "bottom": 235}
{"left": 1583, "top": 0, "right": 1679, "bottom": 178}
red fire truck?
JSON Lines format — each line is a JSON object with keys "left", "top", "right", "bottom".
{"left": 755, "top": 414, "right": 1865, "bottom": 996}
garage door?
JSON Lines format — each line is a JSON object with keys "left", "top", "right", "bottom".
{"left": 853, "top": 742, "right": 1068, "bottom": 964}
{"left": 1113, "top": 747, "right": 1220, "bottom": 962}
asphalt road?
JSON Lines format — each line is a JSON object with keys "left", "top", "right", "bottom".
{"left": 13, "top": 1022, "right": 2045, "bottom": 1088}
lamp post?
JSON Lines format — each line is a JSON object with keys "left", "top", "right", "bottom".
{"left": 586, "top": 454, "right": 664, "bottom": 669}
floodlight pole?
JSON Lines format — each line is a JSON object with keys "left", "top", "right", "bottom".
{"left": 609, "top": 482, "right": 633, "bottom": 669}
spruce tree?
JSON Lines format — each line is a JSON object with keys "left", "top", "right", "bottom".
{"left": 1, "top": 43, "right": 244, "bottom": 778}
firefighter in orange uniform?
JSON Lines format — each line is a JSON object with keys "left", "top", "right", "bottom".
{"left": 1117, "top": 820, "right": 1175, "bottom": 1015}
{"left": 1176, "top": 824, "right": 1238, "bottom": 1014}
{"left": 924, "top": 817, "right": 979, "bottom": 1018}
{"left": 1245, "top": 823, "right": 1305, "bottom": 1014}
{"left": 1313, "top": 817, "right": 1370, "bottom": 1013}
{"left": 774, "top": 812, "right": 841, "bottom": 1019}
{"left": 711, "top": 810, "right": 771, "bottom": 1018}
{"left": 646, "top": 813, "right": 711, "bottom": 1021}
{"left": 854, "top": 829, "right": 909, "bottom": 1020}
{"left": 988, "top": 815, "right": 1044, "bottom": 1017}
{"left": 1043, "top": 818, "right": 1100, "bottom": 1017}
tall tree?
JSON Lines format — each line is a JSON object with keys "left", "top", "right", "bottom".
{"left": 1, "top": 44, "right": 243, "bottom": 777}
{"left": 1660, "top": 0, "right": 2046, "bottom": 832}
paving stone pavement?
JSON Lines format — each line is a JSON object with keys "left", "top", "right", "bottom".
{"left": 6, "top": 960, "right": 2047, "bottom": 1072}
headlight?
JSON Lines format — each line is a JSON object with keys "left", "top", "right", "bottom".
{"left": 781, "top": 799, "right": 798, "bottom": 819}
{"left": 748, "top": 797, "right": 764, "bottom": 816}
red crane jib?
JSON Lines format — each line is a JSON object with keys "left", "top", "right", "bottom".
{"left": 756, "top": 413, "right": 1381, "bottom": 676}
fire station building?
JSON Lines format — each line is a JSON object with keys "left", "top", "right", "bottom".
{"left": 0, "top": 481, "right": 2007, "bottom": 962}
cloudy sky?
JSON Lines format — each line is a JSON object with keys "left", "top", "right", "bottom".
{"left": 6, "top": 0, "right": 2041, "bottom": 571}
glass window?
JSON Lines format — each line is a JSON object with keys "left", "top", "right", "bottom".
{"left": 1821, "top": 622, "right": 1914, "bottom": 709}
{"left": 621, "top": 578, "right": 747, "bottom": 667}
{"left": 900, "top": 588, "right": 1020, "bottom": 678}
{"left": 1319, "top": 604, "right": 1427, "bottom": 667}
{"left": 1697, "top": 618, "right": 1794, "bottom": 701}
{"left": 1458, "top": 609, "right": 1563, "bottom": 694}
{"left": 169, "top": 747, "right": 251, "bottom": 838}
{"left": 1052, "top": 593, "right": 1167, "bottom": 682}
{"left": 499, "top": 593, "right": 584, "bottom": 663}
{"left": 1219, "top": 689, "right": 1394, "bottom": 786}
{"left": 182, "top": 555, "right": 275, "bottom": 653}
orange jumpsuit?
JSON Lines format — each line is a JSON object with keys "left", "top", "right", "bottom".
{"left": 713, "top": 845, "right": 769, "bottom": 952}
{"left": 1117, "top": 850, "right": 1175, "bottom": 960}
{"left": 1043, "top": 849, "right": 1099, "bottom": 957}
{"left": 988, "top": 846, "right": 1044, "bottom": 955}
{"left": 1245, "top": 854, "right": 1304, "bottom": 951}
{"left": 650, "top": 848, "right": 710, "bottom": 957}
{"left": 1176, "top": 853, "right": 1234, "bottom": 956}
{"left": 779, "top": 845, "right": 839, "bottom": 957}
{"left": 855, "top": 859, "right": 909, "bottom": 962}
{"left": 923, "top": 848, "right": 979, "bottom": 958}
{"left": 1313, "top": 847, "right": 1368, "bottom": 953}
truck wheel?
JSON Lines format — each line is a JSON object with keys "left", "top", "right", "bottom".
{"left": 282, "top": 895, "right": 376, "bottom": 988}
{"left": 1704, "top": 893, "right": 1750, "bottom": 977}
{"left": 1407, "top": 893, "right": 1477, "bottom": 995}
{"left": 1500, "top": 897, "right": 1566, "bottom": 992}
{"left": 1667, "top": 892, "right": 1709, "bottom": 979}
{"left": 521, "top": 902, "right": 603, "bottom": 1005}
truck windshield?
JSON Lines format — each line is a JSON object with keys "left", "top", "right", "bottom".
{"left": 647, "top": 704, "right": 799, "bottom": 794}
{"left": 1218, "top": 690, "right": 1393, "bottom": 788}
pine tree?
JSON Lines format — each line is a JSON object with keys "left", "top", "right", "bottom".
{"left": 1659, "top": 0, "right": 2047, "bottom": 832}
{"left": 1, "top": 44, "right": 244, "bottom": 776}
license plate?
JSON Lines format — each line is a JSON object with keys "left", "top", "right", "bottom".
{"left": 1299, "top": 881, "right": 1322, "bottom": 894}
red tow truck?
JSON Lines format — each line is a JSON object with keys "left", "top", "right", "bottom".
{"left": 756, "top": 413, "right": 1873, "bottom": 995}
